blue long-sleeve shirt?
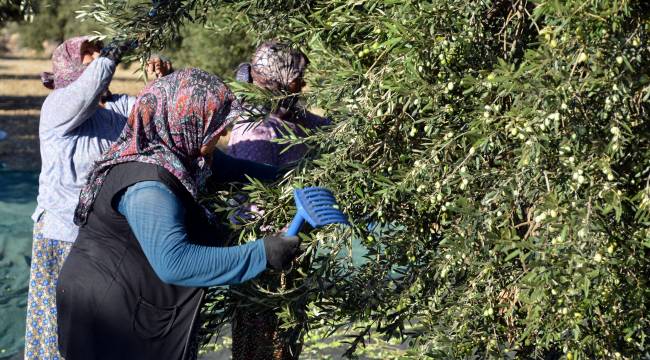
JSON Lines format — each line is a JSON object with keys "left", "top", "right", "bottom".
{"left": 117, "top": 180, "right": 268, "bottom": 287}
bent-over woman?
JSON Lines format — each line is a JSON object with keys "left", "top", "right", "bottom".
{"left": 56, "top": 68, "right": 300, "bottom": 360}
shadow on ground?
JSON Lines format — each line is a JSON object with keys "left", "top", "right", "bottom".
{"left": 0, "top": 74, "right": 139, "bottom": 82}
{"left": 0, "top": 96, "right": 46, "bottom": 110}
{"left": 0, "top": 112, "right": 40, "bottom": 171}
{"left": 0, "top": 55, "right": 48, "bottom": 61}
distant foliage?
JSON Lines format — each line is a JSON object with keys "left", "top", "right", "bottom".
{"left": 10, "top": 0, "right": 101, "bottom": 50}
{"left": 8, "top": 0, "right": 250, "bottom": 75}
{"left": 84, "top": 0, "right": 650, "bottom": 358}
{"left": 0, "top": 0, "right": 34, "bottom": 25}
{"left": 165, "top": 12, "right": 254, "bottom": 78}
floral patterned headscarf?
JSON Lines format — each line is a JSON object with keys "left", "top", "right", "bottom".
{"left": 44, "top": 36, "right": 93, "bottom": 89}
{"left": 238, "top": 41, "right": 308, "bottom": 92}
{"left": 74, "top": 68, "right": 237, "bottom": 225}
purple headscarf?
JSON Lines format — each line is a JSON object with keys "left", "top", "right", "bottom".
{"left": 74, "top": 68, "right": 238, "bottom": 225}
{"left": 42, "top": 36, "right": 94, "bottom": 89}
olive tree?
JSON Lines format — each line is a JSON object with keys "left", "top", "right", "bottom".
{"left": 80, "top": 0, "right": 650, "bottom": 358}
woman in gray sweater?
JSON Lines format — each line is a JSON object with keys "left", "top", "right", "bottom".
{"left": 25, "top": 36, "right": 170, "bottom": 359}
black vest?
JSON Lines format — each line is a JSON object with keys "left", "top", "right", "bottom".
{"left": 57, "top": 162, "right": 218, "bottom": 360}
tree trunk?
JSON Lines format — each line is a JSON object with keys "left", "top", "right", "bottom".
{"left": 231, "top": 310, "right": 302, "bottom": 360}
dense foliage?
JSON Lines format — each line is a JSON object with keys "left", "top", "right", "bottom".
{"left": 83, "top": 0, "right": 649, "bottom": 358}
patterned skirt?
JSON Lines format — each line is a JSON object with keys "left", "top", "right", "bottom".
{"left": 24, "top": 215, "right": 72, "bottom": 360}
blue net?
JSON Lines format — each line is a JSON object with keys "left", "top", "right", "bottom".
{"left": 0, "top": 171, "right": 38, "bottom": 358}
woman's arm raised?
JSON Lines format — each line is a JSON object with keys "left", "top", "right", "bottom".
{"left": 42, "top": 57, "right": 116, "bottom": 135}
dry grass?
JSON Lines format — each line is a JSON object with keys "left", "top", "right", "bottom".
{"left": 0, "top": 51, "right": 144, "bottom": 170}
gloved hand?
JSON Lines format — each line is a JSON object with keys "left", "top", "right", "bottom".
{"left": 99, "top": 40, "right": 138, "bottom": 64}
{"left": 263, "top": 234, "right": 300, "bottom": 270}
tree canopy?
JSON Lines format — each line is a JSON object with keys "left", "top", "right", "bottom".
{"left": 78, "top": 0, "right": 649, "bottom": 358}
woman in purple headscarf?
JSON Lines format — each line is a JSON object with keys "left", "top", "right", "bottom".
{"left": 25, "top": 36, "right": 171, "bottom": 359}
{"left": 228, "top": 41, "right": 330, "bottom": 360}
{"left": 56, "top": 68, "right": 300, "bottom": 360}
{"left": 228, "top": 41, "right": 330, "bottom": 166}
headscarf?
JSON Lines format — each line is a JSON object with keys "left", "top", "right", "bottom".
{"left": 74, "top": 68, "right": 237, "bottom": 225}
{"left": 239, "top": 41, "right": 308, "bottom": 92}
{"left": 43, "top": 36, "right": 92, "bottom": 89}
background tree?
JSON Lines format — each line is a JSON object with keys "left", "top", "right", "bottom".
{"left": 79, "top": 0, "right": 649, "bottom": 358}
{"left": 3, "top": 0, "right": 250, "bottom": 78}
{"left": 0, "top": 0, "right": 33, "bottom": 25}
{"left": 165, "top": 13, "right": 253, "bottom": 77}
{"left": 4, "top": 0, "right": 101, "bottom": 50}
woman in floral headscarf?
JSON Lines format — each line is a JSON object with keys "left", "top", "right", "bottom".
{"left": 26, "top": 35, "right": 172, "bottom": 359}
{"left": 228, "top": 41, "right": 330, "bottom": 360}
{"left": 56, "top": 68, "right": 301, "bottom": 360}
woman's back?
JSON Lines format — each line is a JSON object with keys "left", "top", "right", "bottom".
{"left": 57, "top": 162, "right": 205, "bottom": 360}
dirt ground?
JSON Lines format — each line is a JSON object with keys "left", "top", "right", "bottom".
{"left": 0, "top": 49, "right": 144, "bottom": 171}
